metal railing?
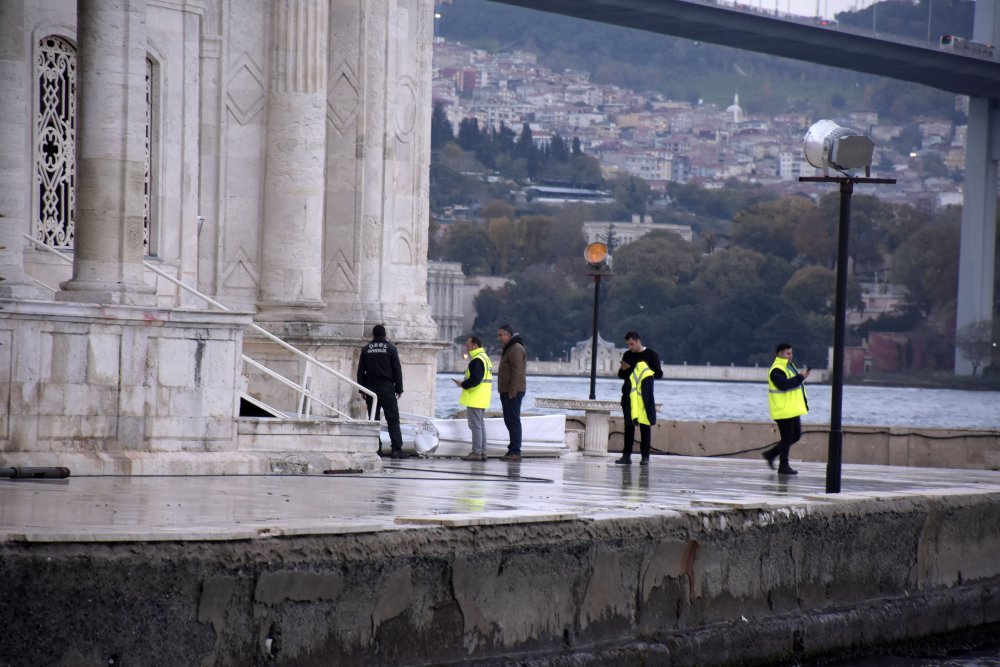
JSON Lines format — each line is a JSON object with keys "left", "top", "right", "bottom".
{"left": 22, "top": 233, "right": 378, "bottom": 421}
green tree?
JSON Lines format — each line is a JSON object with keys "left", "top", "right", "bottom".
{"left": 480, "top": 199, "right": 514, "bottom": 222}
{"left": 457, "top": 117, "right": 481, "bottom": 151}
{"left": 475, "top": 267, "right": 588, "bottom": 360}
{"left": 782, "top": 266, "right": 836, "bottom": 314}
{"left": 602, "top": 272, "right": 696, "bottom": 357}
{"left": 793, "top": 202, "right": 836, "bottom": 268}
{"left": 781, "top": 266, "right": 862, "bottom": 315}
{"left": 567, "top": 154, "right": 604, "bottom": 187}
{"left": 891, "top": 219, "right": 960, "bottom": 316}
{"left": 442, "top": 221, "right": 491, "bottom": 275}
{"left": 667, "top": 181, "right": 774, "bottom": 220}
{"left": 429, "top": 163, "right": 486, "bottom": 211}
{"left": 693, "top": 247, "right": 770, "bottom": 297}
{"left": 517, "top": 215, "right": 585, "bottom": 268}
{"left": 955, "top": 319, "right": 997, "bottom": 376}
{"left": 431, "top": 103, "right": 454, "bottom": 150}
{"left": 473, "top": 286, "right": 505, "bottom": 331}
{"left": 613, "top": 230, "right": 700, "bottom": 284}
{"left": 550, "top": 134, "right": 569, "bottom": 163}
{"left": 486, "top": 217, "right": 517, "bottom": 275}
{"left": 610, "top": 174, "right": 650, "bottom": 216}
{"left": 731, "top": 196, "right": 813, "bottom": 260}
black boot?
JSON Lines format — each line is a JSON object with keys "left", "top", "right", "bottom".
{"left": 761, "top": 448, "right": 777, "bottom": 470}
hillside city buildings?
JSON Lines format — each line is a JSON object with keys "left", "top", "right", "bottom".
{"left": 427, "top": 37, "right": 951, "bottom": 373}
{"left": 432, "top": 38, "right": 968, "bottom": 208}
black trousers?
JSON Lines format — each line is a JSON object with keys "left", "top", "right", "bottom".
{"left": 621, "top": 396, "right": 651, "bottom": 459}
{"left": 766, "top": 416, "right": 802, "bottom": 465}
{"left": 364, "top": 381, "right": 403, "bottom": 451}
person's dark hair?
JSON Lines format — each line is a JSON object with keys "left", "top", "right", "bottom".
{"left": 373, "top": 324, "right": 387, "bottom": 339}
{"left": 775, "top": 342, "right": 792, "bottom": 355}
{"left": 468, "top": 335, "right": 482, "bottom": 347}
{"left": 498, "top": 324, "right": 514, "bottom": 336}
{"left": 624, "top": 331, "right": 641, "bottom": 342}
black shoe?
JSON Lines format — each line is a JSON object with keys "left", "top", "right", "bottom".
{"left": 500, "top": 452, "right": 522, "bottom": 462}
{"left": 639, "top": 457, "right": 649, "bottom": 466}
{"left": 614, "top": 457, "right": 632, "bottom": 465}
{"left": 389, "top": 449, "right": 410, "bottom": 460}
{"left": 777, "top": 465, "right": 798, "bottom": 475}
{"left": 762, "top": 450, "right": 777, "bottom": 470}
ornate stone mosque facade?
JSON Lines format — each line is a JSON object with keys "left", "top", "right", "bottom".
{"left": 0, "top": 0, "right": 441, "bottom": 474}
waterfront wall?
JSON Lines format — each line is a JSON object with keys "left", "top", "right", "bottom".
{"left": 522, "top": 362, "right": 808, "bottom": 382}
{"left": 3, "top": 493, "right": 999, "bottom": 665}
{"left": 596, "top": 418, "right": 1000, "bottom": 470}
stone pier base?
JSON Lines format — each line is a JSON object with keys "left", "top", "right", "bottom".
{"left": 2, "top": 480, "right": 998, "bottom": 666}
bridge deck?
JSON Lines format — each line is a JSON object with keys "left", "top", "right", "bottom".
{"left": 490, "top": 0, "right": 1000, "bottom": 96}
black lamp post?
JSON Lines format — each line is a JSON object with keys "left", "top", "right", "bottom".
{"left": 801, "top": 120, "right": 894, "bottom": 493}
{"left": 584, "top": 242, "right": 612, "bottom": 400}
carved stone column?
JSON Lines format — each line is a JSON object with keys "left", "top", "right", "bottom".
{"left": 58, "top": 0, "right": 155, "bottom": 305}
{"left": 0, "top": 0, "right": 43, "bottom": 298}
{"left": 257, "top": 0, "right": 329, "bottom": 321}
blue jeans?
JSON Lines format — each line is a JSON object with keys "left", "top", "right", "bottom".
{"left": 499, "top": 391, "right": 524, "bottom": 453}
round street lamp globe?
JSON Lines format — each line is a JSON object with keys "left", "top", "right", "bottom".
{"left": 584, "top": 241, "right": 609, "bottom": 269}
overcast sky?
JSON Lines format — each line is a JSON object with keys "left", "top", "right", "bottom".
{"left": 768, "top": 0, "right": 878, "bottom": 20}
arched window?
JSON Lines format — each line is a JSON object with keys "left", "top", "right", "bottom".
{"left": 34, "top": 36, "right": 76, "bottom": 248}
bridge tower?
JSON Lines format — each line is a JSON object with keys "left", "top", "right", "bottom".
{"left": 956, "top": 3, "right": 1000, "bottom": 374}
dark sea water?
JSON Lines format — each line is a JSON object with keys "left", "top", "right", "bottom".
{"left": 436, "top": 375, "right": 1000, "bottom": 430}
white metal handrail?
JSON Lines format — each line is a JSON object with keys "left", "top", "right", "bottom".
{"left": 22, "top": 233, "right": 378, "bottom": 421}
{"left": 242, "top": 355, "right": 347, "bottom": 419}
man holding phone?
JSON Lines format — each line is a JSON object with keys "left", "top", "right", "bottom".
{"left": 615, "top": 331, "right": 663, "bottom": 466}
{"left": 762, "top": 342, "right": 810, "bottom": 475}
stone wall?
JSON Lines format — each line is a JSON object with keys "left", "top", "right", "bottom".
{"left": 2, "top": 493, "right": 998, "bottom": 665}
{"left": 597, "top": 417, "right": 1000, "bottom": 470}
{"left": 0, "top": 300, "right": 249, "bottom": 473}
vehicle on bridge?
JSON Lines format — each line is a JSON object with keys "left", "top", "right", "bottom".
{"left": 939, "top": 34, "right": 995, "bottom": 59}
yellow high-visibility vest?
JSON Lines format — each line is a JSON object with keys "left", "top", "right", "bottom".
{"left": 628, "top": 360, "right": 655, "bottom": 425}
{"left": 768, "top": 356, "right": 808, "bottom": 420}
{"left": 459, "top": 347, "right": 493, "bottom": 409}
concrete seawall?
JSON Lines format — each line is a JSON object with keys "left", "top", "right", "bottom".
{"left": 2, "top": 470, "right": 999, "bottom": 666}
{"left": 595, "top": 418, "right": 1000, "bottom": 470}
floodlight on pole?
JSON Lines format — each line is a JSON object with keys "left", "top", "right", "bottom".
{"left": 800, "top": 120, "right": 893, "bottom": 494}
{"left": 804, "top": 120, "right": 876, "bottom": 176}
{"left": 584, "top": 242, "right": 612, "bottom": 400}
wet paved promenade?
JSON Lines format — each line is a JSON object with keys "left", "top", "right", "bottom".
{"left": 4, "top": 453, "right": 1000, "bottom": 543}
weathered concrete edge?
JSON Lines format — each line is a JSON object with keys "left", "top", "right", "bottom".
{"left": 3, "top": 492, "right": 999, "bottom": 666}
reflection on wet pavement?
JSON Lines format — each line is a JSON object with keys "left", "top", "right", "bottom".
{"left": 2, "top": 454, "right": 999, "bottom": 542}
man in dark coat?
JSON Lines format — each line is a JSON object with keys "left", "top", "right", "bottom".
{"left": 357, "top": 324, "right": 407, "bottom": 459}
{"left": 615, "top": 331, "right": 663, "bottom": 466}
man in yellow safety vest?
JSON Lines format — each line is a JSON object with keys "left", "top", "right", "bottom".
{"left": 763, "top": 342, "right": 811, "bottom": 475}
{"left": 615, "top": 331, "right": 663, "bottom": 466}
{"left": 454, "top": 336, "right": 493, "bottom": 461}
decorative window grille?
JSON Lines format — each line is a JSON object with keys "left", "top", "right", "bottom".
{"left": 34, "top": 36, "right": 76, "bottom": 248}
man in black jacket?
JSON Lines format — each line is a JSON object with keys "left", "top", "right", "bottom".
{"left": 357, "top": 324, "right": 407, "bottom": 459}
{"left": 615, "top": 331, "right": 663, "bottom": 466}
